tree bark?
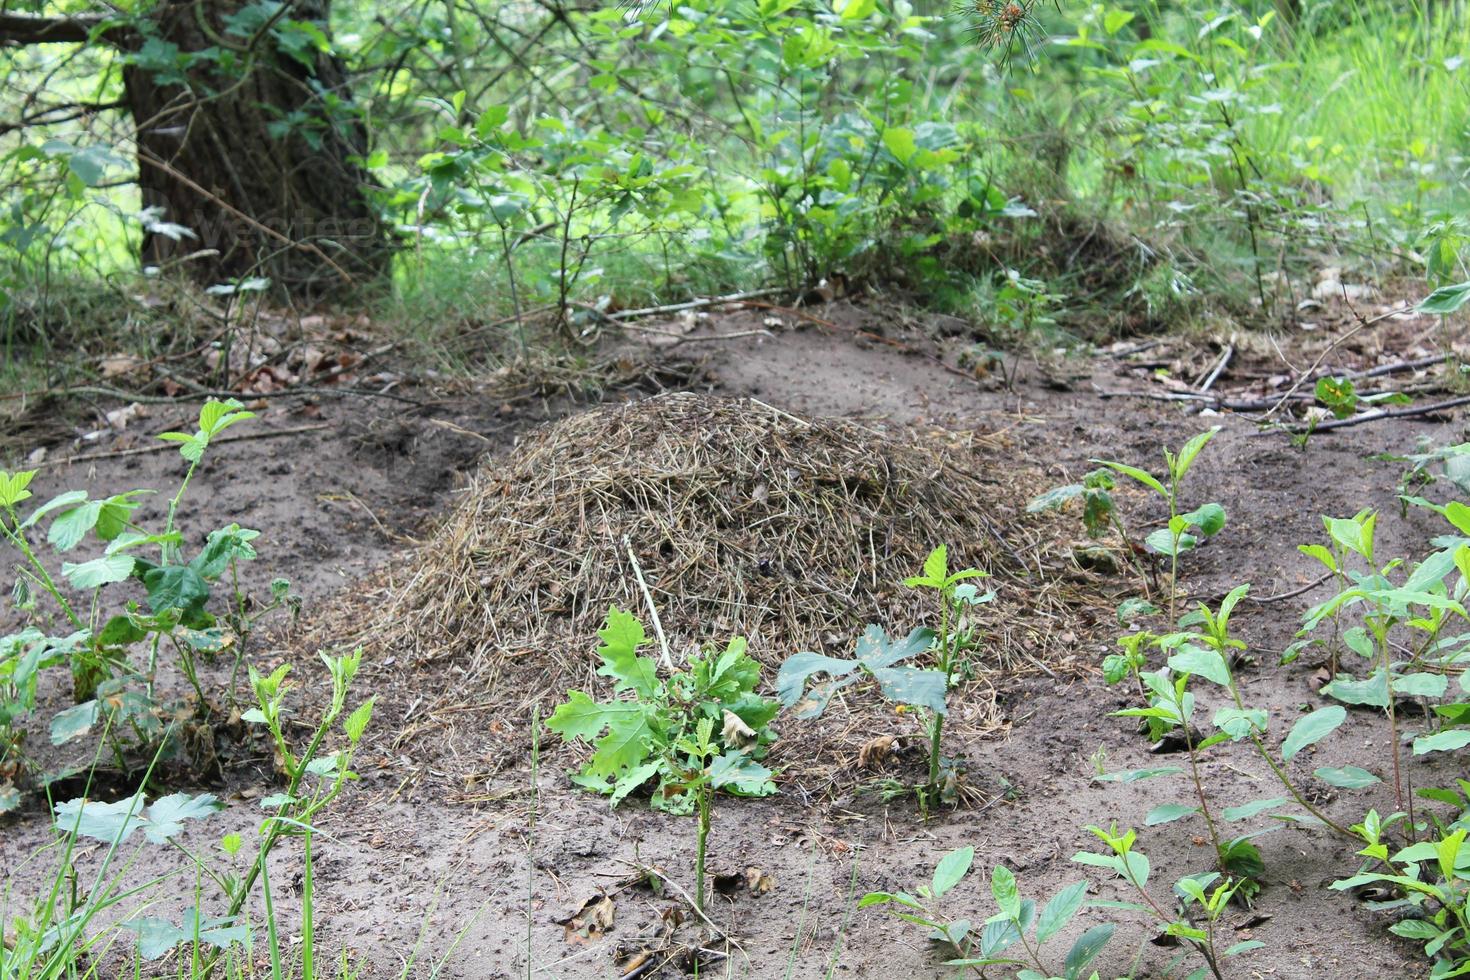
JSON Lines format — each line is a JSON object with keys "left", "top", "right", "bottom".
{"left": 2, "top": 2, "right": 391, "bottom": 301}
{"left": 123, "top": 0, "right": 389, "bottom": 299}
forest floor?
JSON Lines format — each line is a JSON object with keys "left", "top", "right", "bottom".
{"left": 1, "top": 292, "right": 1464, "bottom": 979}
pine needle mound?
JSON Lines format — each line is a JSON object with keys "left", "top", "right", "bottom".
{"left": 372, "top": 392, "right": 1063, "bottom": 697}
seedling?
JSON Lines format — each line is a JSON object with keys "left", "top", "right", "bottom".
{"left": 0, "top": 399, "right": 299, "bottom": 810}
{"left": 1074, "top": 825, "right": 1260, "bottom": 980}
{"left": 778, "top": 545, "right": 990, "bottom": 812}
{"left": 860, "top": 845, "right": 1113, "bottom": 979}
{"left": 547, "top": 607, "right": 778, "bottom": 914}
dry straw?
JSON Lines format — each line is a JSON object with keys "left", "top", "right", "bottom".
{"left": 323, "top": 393, "right": 1095, "bottom": 788}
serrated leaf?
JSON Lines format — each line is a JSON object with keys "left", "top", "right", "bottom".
{"left": 22, "top": 489, "right": 87, "bottom": 529}
{"left": 48, "top": 500, "right": 103, "bottom": 552}
{"left": 594, "top": 607, "right": 659, "bottom": 698}
{"left": 871, "top": 665, "right": 948, "bottom": 714}
{"left": 142, "top": 793, "right": 222, "bottom": 843}
{"left": 62, "top": 554, "right": 135, "bottom": 590}
{"left": 344, "top": 697, "right": 374, "bottom": 743}
{"left": 609, "top": 760, "right": 661, "bottom": 806}
{"left": 707, "top": 752, "right": 775, "bottom": 796}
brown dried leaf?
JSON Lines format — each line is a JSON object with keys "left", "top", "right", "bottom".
{"left": 557, "top": 892, "right": 615, "bottom": 945}
{"left": 744, "top": 866, "right": 774, "bottom": 895}
{"left": 858, "top": 734, "right": 896, "bottom": 770}
{"left": 721, "top": 709, "right": 757, "bottom": 748}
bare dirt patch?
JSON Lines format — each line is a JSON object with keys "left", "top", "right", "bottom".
{"left": 4, "top": 298, "right": 1465, "bottom": 979}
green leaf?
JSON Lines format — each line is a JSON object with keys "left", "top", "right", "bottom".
{"left": 1178, "top": 502, "right": 1226, "bottom": 537}
{"left": 1213, "top": 706, "right": 1267, "bottom": 740}
{"left": 775, "top": 651, "right": 859, "bottom": 717}
{"left": 123, "top": 911, "right": 247, "bottom": 961}
{"left": 53, "top": 791, "right": 218, "bottom": 844}
{"left": 0, "top": 469, "right": 37, "bottom": 508}
{"left": 609, "top": 760, "right": 661, "bottom": 805}
{"left": 1035, "top": 880, "right": 1088, "bottom": 942}
{"left": 1168, "top": 645, "right": 1230, "bottom": 686}
{"left": 707, "top": 752, "right": 775, "bottom": 796}
{"left": 140, "top": 564, "right": 211, "bottom": 621}
{"left": 21, "top": 489, "right": 86, "bottom": 529}
{"left": 142, "top": 792, "right": 222, "bottom": 843}
{"left": 50, "top": 700, "right": 99, "bottom": 745}
{"left": 1314, "top": 765, "right": 1380, "bottom": 788}
{"left": 1388, "top": 919, "right": 1443, "bottom": 941}
{"left": 588, "top": 709, "right": 656, "bottom": 777}
{"left": 932, "top": 846, "right": 974, "bottom": 898}
{"left": 990, "top": 864, "right": 1020, "bottom": 919}
{"left": 1027, "top": 484, "right": 1084, "bottom": 513}
{"left": 48, "top": 500, "right": 103, "bottom": 552}
{"left": 1323, "top": 669, "right": 1391, "bottom": 708}
{"left": 1146, "top": 804, "right": 1199, "bottom": 825}
{"left": 594, "top": 607, "right": 659, "bottom": 698}
{"left": 344, "top": 697, "right": 374, "bottom": 744}
{"left": 189, "top": 525, "right": 259, "bottom": 579}
{"left": 1093, "top": 460, "right": 1166, "bottom": 497}
{"left": 871, "top": 665, "right": 948, "bottom": 714}
{"left": 1063, "top": 924, "right": 1115, "bottom": 980}
{"left": 62, "top": 554, "right": 135, "bottom": 590}
{"left": 1173, "top": 428, "right": 1220, "bottom": 480}
{"left": 1094, "top": 766, "right": 1182, "bottom": 783}
{"left": 1117, "top": 597, "right": 1161, "bottom": 623}
{"left": 546, "top": 690, "right": 619, "bottom": 741}
{"left": 1413, "top": 730, "right": 1470, "bottom": 755}
{"left": 1222, "top": 797, "right": 1288, "bottom": 821}
{"left": 1392, "top": 672, "right": 1448, "bottom": 698}
{"left": 1282, "top": 706, "right": 1345, "bottom": 761}
{"left": 882, "top": 127, "right": 918, "bottom": 165}
{"left": 1418, "top": 281, "right": 1470, "bottom": 314}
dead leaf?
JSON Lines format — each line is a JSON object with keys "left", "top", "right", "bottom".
{"left": 721, "top": 709, "right": 756, "bottom": 748}
{"left": 744, "top": 866, "right": 774, "bottom": 895}
{"left": 858, "top": 734, "right": 896, "bottom": 770}
{"left": 557, "top": 892, "right": 615, "bottom": 945}
{"left": 100, "top": 355, "right": 143, "bottom": 379}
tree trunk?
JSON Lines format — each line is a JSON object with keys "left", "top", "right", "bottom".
{"left": 121, "top": 0, "right": 389, "bottom": 300}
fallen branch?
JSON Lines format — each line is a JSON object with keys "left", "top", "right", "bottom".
{"left": 1274, "top": 394, "right": 1470, "bottom": 434}
{"left": 1197, "top": 344, "right": 1233, "bottom": 393}
{"left": 605, "top": 288, "right": 788, "bottom": 321}
{"left": 37, "top": 422, "right": 330, "bottom": 468}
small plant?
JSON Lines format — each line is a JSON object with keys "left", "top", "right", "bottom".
{"left": 2, "top": 649, "right": 373, "bottom": 974}
{"left": 860, "top": 845, "right": 1114, "bottom": 979}
{"left": 1031, "top": 429, "right": 1224, "bottom": 618}
{"left": 1333, "top": 811, "right": 1470, "bottom": 977}
{"left": 1074, "top": 825, "right": 1261, "bottom": 980}
{"left": 0, "top": 399, "right": 299, "bottom": 810}
{"left": 546, "top": 607, "right": 778, "bottom": 914}
{"left": 778, "top": 545, "right": 990, "bottom": 812}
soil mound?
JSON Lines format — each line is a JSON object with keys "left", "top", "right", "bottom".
{"left": 369, "top": 392, "right": 1062, "bottom": 694}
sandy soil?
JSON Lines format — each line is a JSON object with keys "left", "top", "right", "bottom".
{"left": 2, "top": 301, "right": 1464, "bottom": 979}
